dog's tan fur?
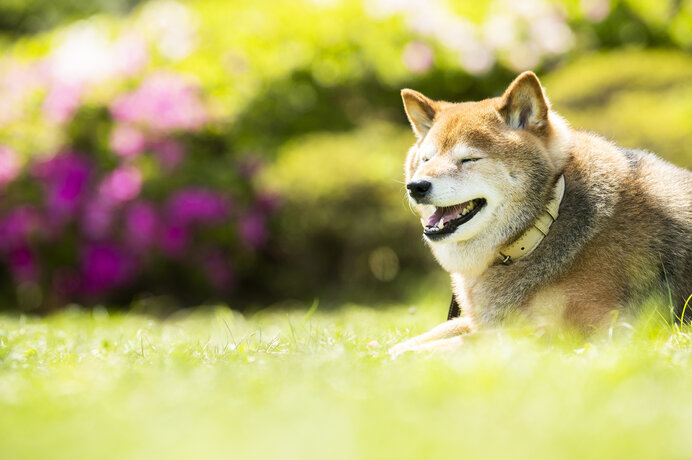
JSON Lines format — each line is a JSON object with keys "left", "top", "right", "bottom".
{"left": 391, "top": 72, "right": 692, "bottom": 355}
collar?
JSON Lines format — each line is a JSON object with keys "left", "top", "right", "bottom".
{"left": 498, "top": 175, "right": 565, "bottom": 265}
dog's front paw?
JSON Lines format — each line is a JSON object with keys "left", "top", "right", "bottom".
{"left": 388, "top": 339, "right": 419, "bottom": 358}
{"left": 389, "top": 335, "right": 466, "bottom": 357}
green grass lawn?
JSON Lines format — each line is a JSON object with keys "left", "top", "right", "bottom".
{"left": 2, "top": 301, "right": 692, "bottom": 460}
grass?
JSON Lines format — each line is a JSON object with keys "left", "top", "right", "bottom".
{"left": 2, "top": 301, "right": 692, "bottom": 460}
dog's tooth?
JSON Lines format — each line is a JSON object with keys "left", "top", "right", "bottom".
{"left": 462, "top": 208, "right": 468, "bottom": 216}
{"left": 468, "top": 201, "right": 475, "bottom": 210}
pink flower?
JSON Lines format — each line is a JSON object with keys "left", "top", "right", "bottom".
{"left": 165, "top": 188, "right": 229, "bottom": 226}
{"left": 0, "top": 61, "right": 45, "bottom": 126}
{"left": 151, "top": 139, "right": 184, "bottom": 170}
{"left": 159, "top": 224, "right": 188, "bottom": 257}
{"left": 81, "top": 242, "right": 134, "bottom": 295}
{"left": 82, "top": 198, "right": 115, "bottom": 239}
{"left": 201, "top": 250, "right": 233, "bottom": 290}
{"left": 43, "top": 83, "right": 82, "bottom": 123}
{"left": 33, "top": 152, "right": 91, "bottom": 216}
{"left": 110, "top": 73, "right": 207, "bottom": 132}
{"left": 8, "top": 245, "right": 38, "bottom": 281}
{"left": 256, "top": 192, "right": 281, "bottom": 213}
{"left": 240, "top": 210, "right": 267, "bottom": 249}
{"left": 109, "top": 124, "right": 147, "bottom": 157}
{"left": 99, "top": 166, "right": 142, "bottom": 203}
{"left": 581, "top": 0, "right": 611, "bottom": 23}
{"left": 0, "top": 146, "right": 20, "bottom": 187}
{"left": 112, "top": 33, "right": 149, "bottom": 77}
{"left": 124, "top": 201, "right": 159, "bottom": 250}
{"left": 0, "top": 206, "right": 41, "bottom": 250}
{"left": 402, "top": 41, "right": 434, "bottom": 73}
{"left": 1, "top": 60, "right": 44, "bottom": 96}
{"left": 238, "top": 156, "right": 264, "bottom": 179}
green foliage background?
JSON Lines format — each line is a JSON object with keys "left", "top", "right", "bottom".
{"left": 0, "top": 0, "right": 691, "bottom": 309}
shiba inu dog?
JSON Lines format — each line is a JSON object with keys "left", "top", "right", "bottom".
{"left": 390, "top": 71, "right": 692, "bottom": 356}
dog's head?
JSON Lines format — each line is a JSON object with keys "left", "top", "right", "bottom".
{"left": 402, "top": 72, "right": 571, "bottom": 275}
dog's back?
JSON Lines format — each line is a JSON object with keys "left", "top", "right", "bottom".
{"left": 535, "top": 132, "right": 692, "bottom": 327}
{"left": 627, "top": 147, "right": 692, "bottom": 317}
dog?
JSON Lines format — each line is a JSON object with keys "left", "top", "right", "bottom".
{"left": 389, "top": 71, "right": 692, "bottom": 356}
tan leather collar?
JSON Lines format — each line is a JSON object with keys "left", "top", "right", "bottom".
{"left": 498, "top": 175, "right": 565, "bottom": 264}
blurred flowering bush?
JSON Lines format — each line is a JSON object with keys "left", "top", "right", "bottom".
{"left": 0, "top": 3, "right": 282, "bottom": 311}
{"left": 0, "top": 0, "right": 690, "bottom": 310}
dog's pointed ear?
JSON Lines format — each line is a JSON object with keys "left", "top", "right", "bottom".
{"left": 401, "top": 89, "right": 437, "bottom": 138}
{"left": 498, "top": 72, "right": 550, "bottom": 131}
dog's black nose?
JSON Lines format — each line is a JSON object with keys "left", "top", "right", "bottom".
{"left": 407, "top": 180, "right": 432, "bottom": 201}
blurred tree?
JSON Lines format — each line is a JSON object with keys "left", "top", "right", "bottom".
{"left": 0, "top": 0, "right": 142, "bottom": 37}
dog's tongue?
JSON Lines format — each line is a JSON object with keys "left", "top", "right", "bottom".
{"left": 426, "top": 202, "right": 468, "bottom": 227}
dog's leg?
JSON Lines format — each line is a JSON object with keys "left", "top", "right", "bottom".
{"left": 388, "top": 316, "right": 473, "bottom": 357}
{"left": 402, "top": 335, "right": 465, "bottom": 354}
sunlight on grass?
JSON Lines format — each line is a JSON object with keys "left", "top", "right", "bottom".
{"left": 2, "top": 304, "right": 692, "bottom": 459}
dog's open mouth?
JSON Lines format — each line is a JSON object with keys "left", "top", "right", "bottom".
{"left": 424, "top": 198, "right": 486, "bottom": 239}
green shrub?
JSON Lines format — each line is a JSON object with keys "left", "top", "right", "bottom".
{"left": 544, "top": 49, "right": 692, "bottom": 168}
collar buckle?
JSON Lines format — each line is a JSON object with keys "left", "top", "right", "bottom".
{"left": 496, "top": 175, "right": 565, "bottom": 265}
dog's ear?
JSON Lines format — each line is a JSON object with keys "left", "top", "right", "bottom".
{"left": 401, "top": 89, "right": 437, "bottom": 138}
{"left": 498, "top": 72, "right": 550, "bottom": 131}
